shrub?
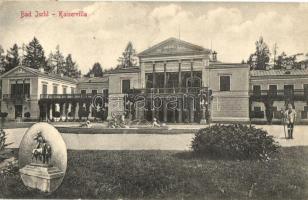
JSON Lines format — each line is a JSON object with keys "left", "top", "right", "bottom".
{"left": 191, "top": 124, "right": 280, "bottom": 160}
{"left": 53, "top": 111, "right": 61, "bottom": 118}
{"left": 0, "top": 112, "right": 8, "bottom": 118}
{"left": 24, "top": 112, "right": 30, "bottom": 118}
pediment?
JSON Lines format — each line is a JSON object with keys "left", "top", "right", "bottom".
{"left": 1, "top": 66, "right": 38, "bottom": 78}
{"left": 138, "top": 38, "right": 210, "bottom": 57}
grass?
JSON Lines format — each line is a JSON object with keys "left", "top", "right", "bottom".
{"left": 1, "top": 147, "right": 308, "bottom": 199}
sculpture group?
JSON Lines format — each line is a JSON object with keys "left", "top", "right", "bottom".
{"left": 31, "top": 132, "right": 52, "bottom": 164}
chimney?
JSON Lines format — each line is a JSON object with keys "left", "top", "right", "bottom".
{"left": 212, "top": 51, "right": 217, "bottom": 62}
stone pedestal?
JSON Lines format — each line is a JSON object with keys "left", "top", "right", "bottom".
{"left": 19, "top": 163, "right": 64, "bottom": 193}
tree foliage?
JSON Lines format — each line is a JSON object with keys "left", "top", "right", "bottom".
{"left": 0, "top": 45, "right": 6, "bottom": 74}
{"left": 23, "top": 37, "right": 46, "bottom": 70}
{"left": 248, "top": 37, "right": 270, "bottom": 70}
{"left": 65, "top": 54, "right": 81, "bottom": 78}
{"left": 85, "top": 62, "right": 103, "bottom": 77}
{"left": 5, "top": 44, "right": 20, "bottom": 72}
{"left": 117, "top": 42, "right": 137, "bottom": 68}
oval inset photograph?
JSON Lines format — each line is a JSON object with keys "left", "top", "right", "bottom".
{"left": 18, "top": 123, "right": 67, "bottom": 193}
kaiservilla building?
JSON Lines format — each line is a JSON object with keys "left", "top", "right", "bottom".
{"left": 1, "top": 37, "right": 308, "bottom": 124}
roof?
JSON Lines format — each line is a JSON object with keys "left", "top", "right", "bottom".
{"left": 104, "top": 67, "right": 140, "bottom": 75}
{"left": 209, "top": 63, "right": 249, "bottom": 69}
{"left": 0, "top": 66, "right": 78, "bottom": 83}
{"left": 250, "top": 69, "right": 308, "bottom": 77}
{"left": 77, "top": 76, "right": 108, "bottom": 83}
{"left": 138, "top": 37, "right": 211, "bottom": 57}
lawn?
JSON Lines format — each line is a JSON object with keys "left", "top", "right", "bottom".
{"left": 1, "top": 147, "right": 308, "bottom": 199}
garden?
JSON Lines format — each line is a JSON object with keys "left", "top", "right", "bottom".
{"left": 0, "top": 124, "right": 308, "bottom": 199}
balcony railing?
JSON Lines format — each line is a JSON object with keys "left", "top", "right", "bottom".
{"left": 250, "top": 89, "right": 308, "bottom": 101}
{"left": 40, "top": 93, "right": 105, "bottom": 100}
{"left": 2, "top": 94, "right": 31, "bottom": 100}
{"left": 128, "top": 87, "right": 209, "bottom": 94}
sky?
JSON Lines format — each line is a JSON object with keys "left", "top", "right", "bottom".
{"left": 0, "top": 2, "right": 308, "bottom": 74}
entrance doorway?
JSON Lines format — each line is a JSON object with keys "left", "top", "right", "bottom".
{"left": 15, "top": 105, "right": 23, "bottom": 119}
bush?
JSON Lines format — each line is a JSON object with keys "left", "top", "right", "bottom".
{"left": 53, "top": 111, "right": 61, "bottom": 118}
{"left": 0, "top": 112, "right": 8, "bottom": 118}
{"left": 24, "top": 112, "right": 30, "bottom": 118}
{"left": 191, "top": 124, "right": 280, "bottom": 160}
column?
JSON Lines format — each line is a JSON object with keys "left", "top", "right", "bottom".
{"left": 164, "top": 62, "right": 167, "bottom": 93}
{"left": 152, "top": 62, "right": 156, "bottom": 89}
{"left": 190, "top": 60, "right": 194, "bottom": 80}
{"left": 178, "top": 98, "right": 183, "bottom": 123}
{"left": 60, "top": 103, "right": 65, "bottom": 121}
{"left": 178, "top": 60, "right": 182, "bottom": 88}
{"left": 49, "top": 103, "right": 53, "bottom": 121}
{"left": 163, "top": 98, "right": 168, "bottom": 122}
{"left": 74, "top": 102, "right": 79, "bottom": 120}
{"left": 189, "top": 98, "right": 195, "bottom": 123}
{"left": 45, "top": 103, "right": 48, "bottom": 121}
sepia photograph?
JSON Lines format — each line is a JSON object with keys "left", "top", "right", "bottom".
{"left": 1, "top": 1, "right": 308, "bottom": 199}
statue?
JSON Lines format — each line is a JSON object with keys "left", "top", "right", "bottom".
{"left": 31, "top": 132, "right": 52, "bottom": 164}
{"left": 19, "top": 123, "right": 67, "bottom": 193}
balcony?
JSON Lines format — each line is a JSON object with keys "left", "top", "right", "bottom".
{"left": 40, "top": 93, "right": 105, "bottom": 100}
{"left": 249, "top": 89, "right": 308, "bottom": 101}
{"left": 127, "top": 87, "right": 209, "bottom": 95}
{"left": 2, "top": 94, "right": 31, "bottom": 101}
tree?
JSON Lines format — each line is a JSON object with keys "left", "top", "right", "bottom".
{"left": 248, "top": 37, "right": 270, "bottom": 70}
{"left": 275, "top": 52, "right": 296, "bottom": 69}
{"left": 23, "top": 37, "right": 46, "bottom": 69}
{"left": 65, "top": 54, "right": 80, "bottom": 78}
{"left": 46, "top": 52, "right": 56, "bottom": 73}
{"left": 117, "top": 42, "right": 137, "bottom": 68}
{"left": 5, "top": 44, "right": 20, "bottom": 72}
{"left": 0, "top": 45, "right": 6, "bottom": 74}
{"left": 53, "top": 45, "right": 66, "bottom": 74}
{"left": 85, "top": 62, "right": 103, "bottom": 77}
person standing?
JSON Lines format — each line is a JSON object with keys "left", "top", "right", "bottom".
{"left": 284, "top": 104, "right": 297, "bottom": 139}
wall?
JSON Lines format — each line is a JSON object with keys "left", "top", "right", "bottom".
{"left": 108, "top": 73, "right": 140, "bottom": 94}
{"left": 209, "top": 64, "right": 250, "bottom": 122}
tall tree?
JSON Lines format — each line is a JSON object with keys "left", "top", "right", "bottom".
{"left": 23, "top": 37, "right": 46, "bottom": 69}
{"left": 65, "top": 54, "right": 80, "bottom": 78}
{"left": 117, "top": 42, "right": 137, "bottom": 68}
{"left": 53, "top": 45, "right": 65, "bottom": 74}
{"left": 5, "top": 44, "right": 19, "bottom": 72}
{"left": 85, "top": 62, "right": 103, "bottom": 77}
{"left": 46, "top": 51, "right": 56, "bottom": 73}
{"left": 247, "top": 37, "right": 270, "bottom": 70}
{"left": 0, "top": 45, "right": 6, "bottom": 74}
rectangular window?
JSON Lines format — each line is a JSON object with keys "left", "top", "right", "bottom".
{"left": 253, "top": 85, "right": 261, "bottom": 96}
{"left": 92, "top": 90, "right": 97, "bottom": 95}
{"left": 10, "top": 83, "right": 30, "bottom": 97}
{"left": 304, "top": 84, "right": 308, "bottom": 98}
{"left": 269, "top": 85, "right": 277, "bottom": 96}
{"left": 81, "top": 90, "right": 86, "bottom": 95}
{"left": 284, "top": 85, "right": 294, "bottom": 97}
{"left": 63, "top": 87, "right": 67, "bottom": 94}
{"left": 220, "top": 76, "right": 230, "bottom": 91}
{"left": 42, "top": 84, "right": 48, "bottom": 94}
{"left": 254, "top": 106, "right": 261, "bottom": 112}
{"left": 53, "top": 85, "right": 58, "bottom": 94}
{"left": 301, "top": 111, "right": 308, "bottom": 119}
{"left": 122, "top": 80, "right": 130, "bottom": 93}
